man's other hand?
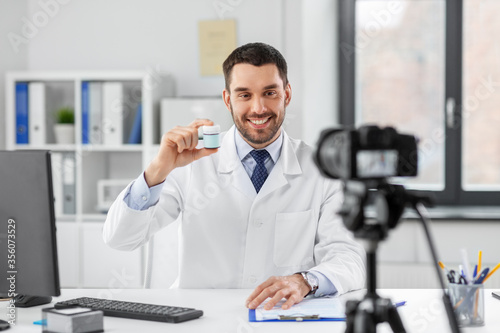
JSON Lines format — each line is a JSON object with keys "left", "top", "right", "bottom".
{"left": 245, "top": 274, "right": 310, "bottom": 310}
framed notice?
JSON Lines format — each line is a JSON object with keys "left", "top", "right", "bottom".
{"left": 198, "top": 19, "right": 237, "bottom": 76}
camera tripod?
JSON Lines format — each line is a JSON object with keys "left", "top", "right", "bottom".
{"left": 339, "top": 180, "right": 460, "bottom": 333}
{"left": 344, "top": 238, "right": 405, "bottom": 333}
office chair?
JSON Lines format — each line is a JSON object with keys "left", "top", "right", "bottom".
{"left": 144, "top": 219, "right": 180, "bottom": 289}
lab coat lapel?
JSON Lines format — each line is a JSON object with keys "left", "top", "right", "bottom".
{"left": 257, "top": 131, "right": 302, "bottom": 199}
{"left": 217, "top": 126, "right": 256, "bottom": 200}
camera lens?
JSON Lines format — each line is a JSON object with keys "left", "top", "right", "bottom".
{"left": 315, "top": 129, "right": 349, "bottom": 179}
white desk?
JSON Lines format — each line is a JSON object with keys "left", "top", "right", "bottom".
{"left": 2, "top": 289, "right": 500, "bottom": 332}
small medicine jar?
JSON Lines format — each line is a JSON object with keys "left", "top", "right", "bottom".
{"left": 203, "top": 125, "right": 220, "bottom": 148}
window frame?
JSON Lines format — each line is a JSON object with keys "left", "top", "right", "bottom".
{"left": 338, "top": 0, "right": 500, "bottom": 206}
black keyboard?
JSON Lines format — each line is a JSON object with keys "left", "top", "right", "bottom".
{"left": 54, "top": 297, "right": 203, "bottom": 323}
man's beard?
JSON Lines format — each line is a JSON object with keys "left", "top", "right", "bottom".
{"left": 230, "top": 103, "right": 285, "bottom": 146}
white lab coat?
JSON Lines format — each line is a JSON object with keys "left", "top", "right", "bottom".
{"left": 103, "top": 126, "right": 366, "bottom": 294}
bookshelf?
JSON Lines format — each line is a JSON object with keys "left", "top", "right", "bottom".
{"left": 4, "top": 70, "right": 175, "bottom": 288}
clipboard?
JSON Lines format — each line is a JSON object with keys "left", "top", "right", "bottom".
{"left": 248, "top": 298, "right": 407, "bottom": 322}
{"left": 248, "top": 298, "right": 346, "bottom": 322}
{"left": 249, "top": 309, "right": 345, "bottom": 322}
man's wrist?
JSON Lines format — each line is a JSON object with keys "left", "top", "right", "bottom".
{"left": 293, "top": 273, "right": 311, "bottom": 297}
{"left": 144, "top": 159, "right": 170, "bottom": 187}
{"left": 296, "top": 271, "right": 319, "bottom": 296}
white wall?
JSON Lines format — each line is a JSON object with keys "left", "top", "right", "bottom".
{"left": 25, "top": 0, "right": 283, "bottom": 96}
{"left": 0, "top": 0, "right": 29, "bottom": 150}
{"left": 302, "top": 0, "right": 338, "bottom": 145}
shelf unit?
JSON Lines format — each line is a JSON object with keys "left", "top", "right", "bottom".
{"left": 4, "top": 71, "right": 175, "bottom": 288}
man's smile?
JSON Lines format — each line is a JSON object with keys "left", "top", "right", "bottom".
{"left": 248, "top": 116, "right": 272, "bottom": 128}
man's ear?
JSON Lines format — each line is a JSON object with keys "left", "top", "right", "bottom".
{"left": 223, "top": 89, "right": 231, "bottom": 111}
{"left": 284, "top": 83, "right": 292, "bottom": 107}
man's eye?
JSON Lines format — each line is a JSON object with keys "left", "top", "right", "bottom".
{"left": 266, "top": 91, "right": 277, "bottom": 96}
{"left": 239, "top": 94, "right": 250, "bottom": 98}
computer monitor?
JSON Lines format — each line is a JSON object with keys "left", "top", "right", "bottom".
{"left": 0, "top": 150, "right": 60, "bottom": 307}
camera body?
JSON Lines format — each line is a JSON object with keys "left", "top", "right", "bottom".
{"left": 314, "top": 125, "right": 418, "bottom": 180}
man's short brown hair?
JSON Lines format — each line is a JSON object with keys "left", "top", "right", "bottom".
{"left": 222, "top": 42, "right": 288, "bottom": 92}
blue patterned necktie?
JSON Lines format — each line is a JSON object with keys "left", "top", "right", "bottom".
{"left": 250, "top": 149, "right": 270, "bottom": 193}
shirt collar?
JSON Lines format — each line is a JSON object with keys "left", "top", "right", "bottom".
{"left": 235, "top": 128, "right": 283, "bottom": 163}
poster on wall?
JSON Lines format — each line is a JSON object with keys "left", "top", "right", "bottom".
{"left": 198, "top": 19, "right": 237, "bottom": 76}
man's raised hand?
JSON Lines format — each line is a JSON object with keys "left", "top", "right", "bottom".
{"left": 145, "top": 119, "right": 218, "bottom": 187}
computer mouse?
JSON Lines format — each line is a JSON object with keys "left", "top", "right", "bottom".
{"left": 0, "top": 319, "right": 9, "bottom": 330}
{"left": 13, "top": 295, "right": 53, "bottom": 307}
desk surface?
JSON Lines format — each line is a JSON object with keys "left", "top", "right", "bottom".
{"left": 2, "top": 288, "right": 500, "bottom": 332}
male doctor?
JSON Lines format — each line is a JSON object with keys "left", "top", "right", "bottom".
{"left": 103, "top": 42, "right": 365, "bottom": 310}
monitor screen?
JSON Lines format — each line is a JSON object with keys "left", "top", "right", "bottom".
{"left": 0, "top": 150, "right": 60, "bottom": 301}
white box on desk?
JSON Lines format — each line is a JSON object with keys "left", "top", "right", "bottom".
{"left": 42, "top": 307, "right": 103, "bottom": 333}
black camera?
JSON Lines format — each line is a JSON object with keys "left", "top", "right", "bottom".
{"left": 314, "top": 125, "right": 418, "bottom": 180}
{"left": 313, "top": 125, "right": 460, "bottom": 333}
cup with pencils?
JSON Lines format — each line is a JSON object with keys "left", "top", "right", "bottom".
{"left": 440, "top": 250, "right": 498, "bottom": 327}
{"left": 448, "top": 283, "right": 484, "bottom": 327}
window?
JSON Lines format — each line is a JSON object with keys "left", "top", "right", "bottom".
{"left": 462, "top": 0, "right": 500, "bottom": 191}
{"left": 339, "top": 0, "right": 500, "bottom": 205}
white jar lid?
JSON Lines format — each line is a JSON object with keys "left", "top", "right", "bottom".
{"left": 203, "top": 125, "right": 220, "bottom": 134}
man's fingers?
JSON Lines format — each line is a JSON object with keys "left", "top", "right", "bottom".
{"left": 246, "top": 275, "right": 309, "bottom": 310}
{"left": 147, "top": 118, "right": 216, "bottom": 187}
{"left": 246, "top": 287, "right": 276, "bottom": 309}
{"left": 247, "top": 288, "right": 272, "bottom": 309}
{"left": 246, "top": 277, "right": 282, "bottom": 308}
{"left": 162, "top": 120, "right": 215, "bottom": 155}
{"left": 246, "top": 288, "right": 260, "bottom": 305}
{"left": 247, "top": 279, "right": 285, "bottom": 309}
{"left": 281, "top": 293, "right": 302, "bottom": 310}
{"left": 166, "top": 127, "right": 199, "bottom": 153}
{"left": 263, "top": 289, "right": 288, "bottom": 310}
{"left": 170, "top": 132, "right": 190, "bottom": 153}
{"left": 245, "top": 279, "right": 273, "bottom": 307}
{"left": 253, "top": 288, "right": 301, "bottom": 311}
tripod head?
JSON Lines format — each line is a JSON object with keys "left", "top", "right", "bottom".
{"left": 338, "top": 179, "right": 407, "bottom": 243}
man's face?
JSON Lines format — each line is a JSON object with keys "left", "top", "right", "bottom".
{"left": 223, "top": 63, "right": 291, "bottom": 149}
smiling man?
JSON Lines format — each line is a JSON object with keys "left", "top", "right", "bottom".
{"left": 223, "top": 62, "right": 287, "bottom": 149}
{"left": 103, "top": 42, "right": 366, "bottom": 310}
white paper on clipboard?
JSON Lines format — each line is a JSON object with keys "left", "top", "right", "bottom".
{"left": 255, "top": 297, "right": 346, "bottom": 321}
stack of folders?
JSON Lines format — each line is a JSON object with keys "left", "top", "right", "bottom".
{"left": 51, "top": 152, "right": 76, "bottom": 216}
{"left": 15, "top": 81, "right": 142, "bottom": 145}
{"left": 15, "top": 82, "right": 47, "bottom": 145}
{"left": 81, "top": 82, "right": 142, "bottom": 145}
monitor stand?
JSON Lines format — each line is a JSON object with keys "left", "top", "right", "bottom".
{"left": 13, "top": 294, "right": 52, "bottom": 307}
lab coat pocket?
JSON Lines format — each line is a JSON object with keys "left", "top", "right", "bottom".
{"left": 274, "top": 210, "right": 315, "bottom": 268}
